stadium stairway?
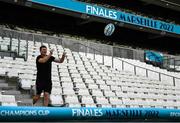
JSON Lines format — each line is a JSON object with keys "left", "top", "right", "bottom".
{"left": 1, "top": 36, "right": 180, "bottom": 109}
{"left": 0, "top": 77, "right": 33, "bottom": 106}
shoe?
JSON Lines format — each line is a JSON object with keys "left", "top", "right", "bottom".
{"left": 32, "top": 96, "right": 37, "bottom": 105}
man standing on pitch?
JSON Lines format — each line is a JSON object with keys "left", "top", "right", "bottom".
{"left": 33, "top": 45, "right": 66, "bottom": 106}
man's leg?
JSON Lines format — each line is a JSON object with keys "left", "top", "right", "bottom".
{"left": 43, "top": 84, "right": 52, "bottom": 106}
{"left": 33, "top": 95, "right": 41, "bottom": 105}
{"left": 44, "top": 92, "right": 50, "bottom": 106}
{"left": 33, "top": 85, "right": 42, "bottom": 105}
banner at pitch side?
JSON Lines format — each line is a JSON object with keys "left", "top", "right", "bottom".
{"left": 28, "top": 0, "right": 180, "bottom": 35}
{"left": 0, "top": 107, "right": 180, "bottom": 121}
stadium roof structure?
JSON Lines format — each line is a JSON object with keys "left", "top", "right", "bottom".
{"left": 0, "top": 0, "right": 179, "bottom": 54}
{"left": 139, "top": 0, "right": 180, "bottom": 12}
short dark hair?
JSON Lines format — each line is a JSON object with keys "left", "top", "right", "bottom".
{"left": 40, "top": 45, "right": 47, "bottom": 51}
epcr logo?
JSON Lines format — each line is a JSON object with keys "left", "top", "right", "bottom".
{"left": 104, "top": 23, "right": 115, "bottom": 36}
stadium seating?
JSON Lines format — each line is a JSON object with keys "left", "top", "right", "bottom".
{"left": 0, "top": 36, "right": 180, "bottom": 109}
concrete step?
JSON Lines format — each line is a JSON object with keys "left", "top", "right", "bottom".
{"left": 1, "top": 90, "right": 21, "bottom": 95}
{"left": 0, "top": 79, "right": 6, "bottom": 83}
{"left": 0, "top": 86, "right": 17, "bottom": 90}
{"left": 6, "top": 77, "right": 18, "bottom": 86}
{"left": 17, "top": 99, "right": 33, "bottom": 106}
{"left": 32, "top": 97, "right": 65, "bottom": 107}
{"left": 0, "top": 83, "right": 8, "bottom": 87}
{"left": 15, "top": 94, "right": 32, "bottom": 101}
{"left": 18, "top": 88, "right": 31, "bottom": 95}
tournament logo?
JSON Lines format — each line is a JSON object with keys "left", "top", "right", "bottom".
{"left": 104, "top": 23, "right": 115, "bottom": 36}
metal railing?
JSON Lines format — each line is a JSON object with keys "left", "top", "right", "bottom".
{"left": 163, "top": 57, "right": 180, "bottom": 72}
{"left": 117, "top": 58, "right": 179, "bottom": 86}
{"left": 73, "top": 42, "right": 180, "bottom": 86}
{"left": 72, "top": 43, "right": 105, "bottom": 65}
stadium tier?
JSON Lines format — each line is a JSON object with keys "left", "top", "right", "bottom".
{"left": 0, "top": 35, "right": 180, "bottom": 110}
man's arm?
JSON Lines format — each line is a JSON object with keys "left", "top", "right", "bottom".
{"left": 38, "top": 50, "right": 53, "bottom": 63}
{"left": 54, "top": 52, "right": 66, "bottom": 63}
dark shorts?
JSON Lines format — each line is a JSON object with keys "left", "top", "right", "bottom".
{"left": 36, "top": 84, "right": 52, "bottom": 95}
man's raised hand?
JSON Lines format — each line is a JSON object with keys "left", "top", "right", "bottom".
{"left": 62, "top": 52, "right": 67, "bottom": 58}
{"left": 50, "top": 49, "right": 54, "bottom": 55}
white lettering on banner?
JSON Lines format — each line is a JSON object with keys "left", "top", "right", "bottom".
{"left": 0, "top": 110, "right": 50, "bottom": 116}
{"left": 86, "top": 5, "right": 117, "bottom": 19}
{"left": 86, "top": 5, "right": 175, "bottom": 33}
{"left": 38, "top": 110, "right": 50, "bottom": 116}
{"left": 72, "top": 109, "right": 103, "bottom": 117}
{"left": 170, "top": 112, "right": 180, "bottom": 117}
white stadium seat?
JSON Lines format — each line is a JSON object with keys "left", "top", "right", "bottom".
{"left": 109, "top": 97, "right": 123, "bottom": 105}
{"left": 61, "top": 82, "right": 74, "bottom": 88}
{"left": 19, "top": 79, "right": 33, "bottom": 90}
{"left": 81, "top": 96, "right": 94, "bottom": 104}
{"left": 63, "top": 88, "right": 75, "bottom": 95}
{"left": 51, "top": 87, "right": 62, "bottom": 95}
{"left": 50, "top": 95, "right": 64, "bottom": 106}
{"left": 96, "top": 97, "right": 109, "bottom": 105}
{"left": 64, "top": 95, "right": 79, "bottom": 104}
{"left": 91, "top": 89, "right": 103, "bottom": 97}
{"left": 77, "top": 89, "right": 90, "bottom": 96}
{"left": 75, "top": 83, "right": 87, "bottom": 89}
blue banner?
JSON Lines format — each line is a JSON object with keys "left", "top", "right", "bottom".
{"left": 145, "top": 51, "right": 164, "bottom": 63}
{"left": 0, "top": 106, "right": 180, "bottom": 121}
{"left": 28, "top": 0, "right": 180, "bottom": 35}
